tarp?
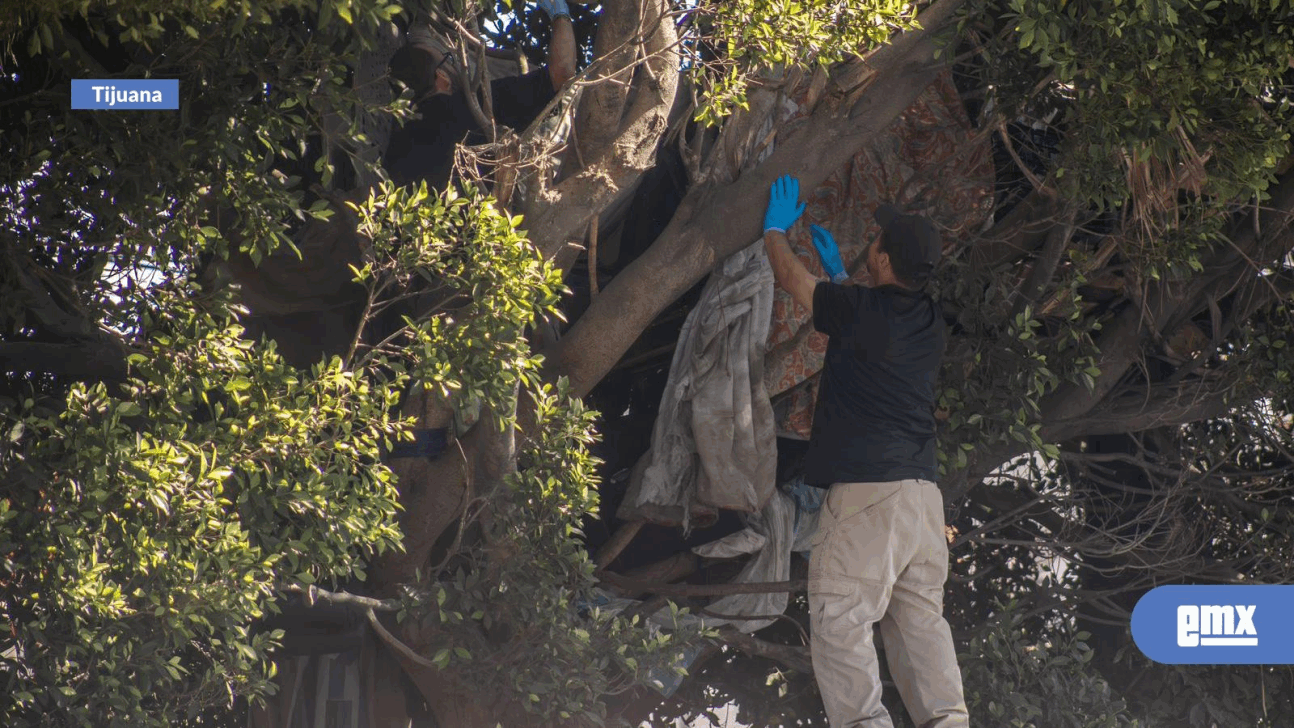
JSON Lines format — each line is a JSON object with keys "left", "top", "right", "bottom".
{"left": 617, "top": 240, "right": 778, "bottom": 529}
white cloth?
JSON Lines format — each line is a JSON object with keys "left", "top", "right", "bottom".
{"left": 617, "top": 240, "right": 778, "bottom": 528}
{"left": 692, "top": 487, "right": 796, "bottom": 633}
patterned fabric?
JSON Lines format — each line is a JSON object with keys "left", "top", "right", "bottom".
{"left": 764, "top": 71, "right": 994, "bottom": 439}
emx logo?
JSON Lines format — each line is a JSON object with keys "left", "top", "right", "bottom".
{"left": 1177, "top": 604, "right": 1257, "bottom": 647}
{"left": 1133, "top": 585, "right": 1293, "bottom": 664}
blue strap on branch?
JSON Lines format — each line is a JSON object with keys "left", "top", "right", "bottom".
{"left": 387, "top": 427, "right": 449, "bottom": 461}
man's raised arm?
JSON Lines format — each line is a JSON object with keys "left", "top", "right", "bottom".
{"left": 537, "top": 0, "right": 577, "bottom": 89}
{"left": 763, "top": 175, "right": 822, "bottom": 313}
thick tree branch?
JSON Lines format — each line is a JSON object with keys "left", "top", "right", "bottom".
{"left": 715, "top": 628, "right": 814, "bottom": 674}
{"left": 952, "top": 365, "right": 1249, "bottom": 507}
{"left": 548, "top": 0, "right": 966, "bottom": 398}
{"left": 520, "top": 0, "right": 679, "bottom": 272}
{"left": 596, "top": 569, "right": 806, "bottom": 598}
{"left": 1047, "top": 376, "right": 1245, "bottom": 441}
{"left": 1011, "top": 207, "right": 1077, "bottom": 318}
{"left": 1038, "top": 168, "right": 1294, "bottom": 432}
{"left": 845, "top": 0, "right": 967, "bottom": 120}
{"left": 567, "top": 0, "right": 643, "bottom": 164}
{"left": 594, "top": 520, "right": 643, "bottom": 568}
{"left": 1163, "top": 168, "right": 1294, "bottom": 338}
{"left": 968, "top": 188, "right": 1062, "bottom": 274}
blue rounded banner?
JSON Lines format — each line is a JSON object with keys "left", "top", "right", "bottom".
{"left": 1131, "top": 585, "right": 1294, "bottom": 664}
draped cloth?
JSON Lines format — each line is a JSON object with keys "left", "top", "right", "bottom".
{"left": 617, "top": 240, "right": 778, "bottom": 529}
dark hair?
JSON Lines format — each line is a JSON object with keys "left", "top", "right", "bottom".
{"left": 873, "top": 204, "right": 942, "bottom": 290}
{"left": 877, "top": 231, "right": 935, "bottom": 289}
{"left": 388, "top": 45, "right": 444, "bottom": 98}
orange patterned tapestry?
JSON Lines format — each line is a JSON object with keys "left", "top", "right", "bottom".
{"left": 764, "top": 71, "right": 995, "bottom": 440}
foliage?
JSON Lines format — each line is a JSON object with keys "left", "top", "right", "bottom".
{"left": 964, "top": 0, "right": 1294, "bottom": 197}
{"left": 0, "top": 290, "right": 406, "bottom": 726}
{"left": 1127, "top": 662, "right": 1294, "bottom": 728}
{"left": 0, "top": 9, "right": 444, "bottom": 714}
{"left": 4, "top": 0, "right": 405, "bottom": 51}
{"left": 686, "top": 0, "right": 920, "bottom": 125}
{"left": 933, "top": 248, "right": 1102, "bottom": 474}
{"left": 346, "top": 181, "right": 564, "bottom": 417}
{"left": 960, "top": 604, "right": 1140, "bottom": 728}
{"left": 390, "top": 379, "right": 708, "bottom": 725}
{"left": 959, "top": 0, "right": 1294, "bottom": 277}
{"left": 4, "top": 0, "right": 1294, "bottom": 725}
{"left": 346, "top": 179, "right": 705, "bottom": 724}
{"left": 0, "top": 135, "right": 697, "bottom": 723}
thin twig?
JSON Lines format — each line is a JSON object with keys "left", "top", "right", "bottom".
{"left": 366, "top": 608, "right": 440, "bottom": 670}
{"left": 282, "top": 584, "right": 400, "bottom": 612}
{"left": 998, "top": 122, "right": 1050, "bottom": 196}
{"left": 427, "top": 438, "right": 482, "bottom": 576}
{"left": 587, "top": 215, "right": 600, "bottom": 297}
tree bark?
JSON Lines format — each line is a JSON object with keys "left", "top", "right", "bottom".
{"left": 520, "top": 0, "right": 680, "bottom": 270}
{"left": 546, "top": 0, "right": 967, "bottom": 398}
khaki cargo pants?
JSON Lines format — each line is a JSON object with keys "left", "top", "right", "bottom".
{"left": 808, "top": 479, "right": 969, "bottom": 728}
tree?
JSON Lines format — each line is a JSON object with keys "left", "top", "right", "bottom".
{"left": 2, "top": 0, "right": 1294, "bottom": 726}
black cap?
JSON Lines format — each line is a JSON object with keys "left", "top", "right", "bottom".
{"left": 874, "top": 203, "right": 942, "bottom": 287}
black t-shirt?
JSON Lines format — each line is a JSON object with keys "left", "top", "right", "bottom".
{"left": 803, "top": 281, "right": 945, "bottom": 487}
{"left": 384, "top": 68, "right": 555, "bottom": 191}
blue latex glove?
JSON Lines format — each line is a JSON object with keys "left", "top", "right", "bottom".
{"left": 764, "top": 174, "right": 806, "bottom": 234}
{"left": 810, "top": 225, "right": 848, "bottom": 283}
{"left": 537, "top": 0, "right": 571, "bottom": 19}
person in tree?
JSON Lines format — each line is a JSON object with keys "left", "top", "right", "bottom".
{"left": 384, "top": 0, "right": 577, "bottom": 190}
{"left": 761, "top": 175, "right": 970, "bottom": 728}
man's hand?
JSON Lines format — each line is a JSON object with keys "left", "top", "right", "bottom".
{"left": 537, "top": 0, "right": 571, "bottom": 19}
{"left": 538, "top": 0, "right": 576, "bottom": 89}
{"left": 763, "top": 176, "right": 820, "bottom": 312}
{"left": 810, "top": 225, "right": 848, "bottom": 283}
{"left": 764, "top": 174, "right": 807, "bottom": 234}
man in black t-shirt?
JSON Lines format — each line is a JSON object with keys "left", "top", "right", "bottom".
{"left": 384, "top": 1, "right": 577, "bottom": 190}
{"left": 762, "top": 175, "right": 969, "bottom": 728}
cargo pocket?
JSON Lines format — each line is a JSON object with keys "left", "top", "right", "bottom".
{"left": 812, "top": 482, "right": 908, "bottom": 591}
{"left": 810, "top": 575, "right": 892, "bottom": 636}
{"left": 810, "top": 577, "right": 856, "bottom": 634}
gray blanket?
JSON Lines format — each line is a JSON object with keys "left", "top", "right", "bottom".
{"left": 617, "top": 240, "right": 778, "bottom": 529}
